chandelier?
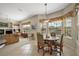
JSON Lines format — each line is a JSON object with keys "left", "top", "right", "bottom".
{"left": 44, "top": 3, "right": 47, "bottom": 20}
{"left": 44, "top": 3, "right": 49, "bottom": 38}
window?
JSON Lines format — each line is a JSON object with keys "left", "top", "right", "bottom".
{"left": 65, "top": 17, "right": 72, "bottom": 37}
{"left": 48, "top": 20, "right": 63, "bottom": 35}
{"left": 22, "top": 24, "right": 31, "bottom": 33}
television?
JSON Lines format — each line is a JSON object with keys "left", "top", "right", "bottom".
{"left": 6, "top": 30, "right": 12, "bottom": 34}
{"left": 0, "top": 29, "right": 4, "bottom": 35}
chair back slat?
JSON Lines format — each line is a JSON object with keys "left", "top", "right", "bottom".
{"left": 37, "top": 33, "right": 44, "bottom": 45}
{"left": 60, "top": 34, "right": 64, "bottom": 51}
{"left": 60, "top": 34, "right": 64, "bottom": 44}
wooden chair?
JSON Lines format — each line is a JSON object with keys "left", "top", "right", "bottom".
{"left": 21, "top": 33, "right": 28, "bottom": 38}
{"left": 54, "top": 34, "right": 64, "bottom": 56}
{"left": 50, "top": 32, "right": 56, "bottom": 37}
{"left": 37, "top": 33, "right": 52, "bottom": 55}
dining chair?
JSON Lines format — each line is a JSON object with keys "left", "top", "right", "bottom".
{"left": 54, "top": 34, "right": 64, "bottom": 56}
{"left": 50, "top": 32, "right": 56, "bottom": 37}
{"left": 37, "top": 33, "right": 52, "bottom": 56}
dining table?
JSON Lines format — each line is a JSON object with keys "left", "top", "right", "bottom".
{"left": 43, "top": 34, "right": 60, "bottom": 55}
{"left": 43, "top": 34, "right": 60, "bottom": 44}
{"left": 43, "top": 34, "right": 60, "bottom": 46}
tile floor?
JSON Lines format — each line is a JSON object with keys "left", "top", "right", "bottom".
{"left": 0, "top": 37, "right": 76, "bottom": 56}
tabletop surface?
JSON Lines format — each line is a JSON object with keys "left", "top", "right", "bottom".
{"left": 43, "top": 34, "right": 60, "bottom": 40}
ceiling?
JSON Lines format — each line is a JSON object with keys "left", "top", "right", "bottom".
{"left": 0, "top": 3, "right": 70, "bottom": 22}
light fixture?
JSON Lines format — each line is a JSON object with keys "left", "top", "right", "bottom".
{"left": 44, "top": 3, "right": 47, "bottom": 20}
{"left": 44, "top": 20, "right": 49, "bottom": 23}
{"left": 23, "top": 24, "right": 31, "bottom": 28}
{"left": 44, "top": 3, "right": 49, "bottom": 38}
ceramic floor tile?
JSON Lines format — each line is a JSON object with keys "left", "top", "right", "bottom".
{"left": 0, "top": 37, "right": 76, "bottom": 56}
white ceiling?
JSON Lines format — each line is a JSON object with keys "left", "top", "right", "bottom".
{"left": 0, "top": 3, "right": 70, "bottom": 22}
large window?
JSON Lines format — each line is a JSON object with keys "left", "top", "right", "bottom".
{"left": 65, "top": 17, "right": 72, "bottom": 37}
{"left": 22, "top": 24, "right": 31, "bottom": 33}
{"left": 41, "top": 22, "right": 47, "bottom": 33}
{"left": 48, "top": 20, "right": 63, "bottom": 35}
{"left": 48, "top": 21, "right": 62, "bottom": 27}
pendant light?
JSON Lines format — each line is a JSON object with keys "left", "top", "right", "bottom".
{"left": 44, "top": 3, "right": 49, "bottom": 38}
